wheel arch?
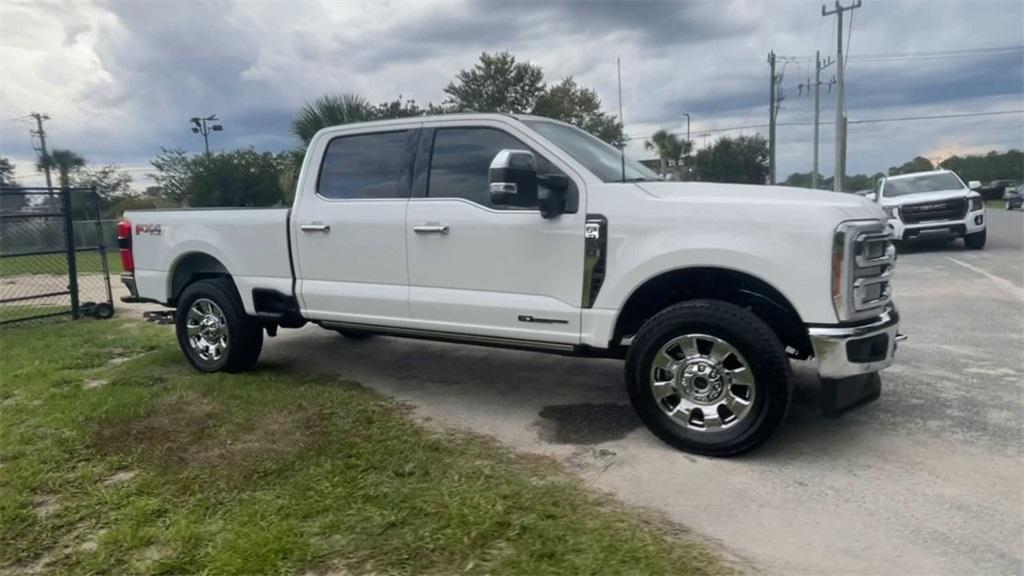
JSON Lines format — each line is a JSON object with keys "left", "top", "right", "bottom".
{"left": 612, "top": 266, "right": 812, "bottom": 358}
{"left": 167, "top": 251, "right": 235, "bottom": 306}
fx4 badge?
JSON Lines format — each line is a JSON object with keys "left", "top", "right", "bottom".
{"left": 136, "top": 223, "right": 162, "bottom": 236}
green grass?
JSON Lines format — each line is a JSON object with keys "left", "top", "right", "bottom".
{"left": 0, "top": 251, "right": 121, "bottom": 277}
{"left": 0, "top": 319, "right": 728, "bottom": 576}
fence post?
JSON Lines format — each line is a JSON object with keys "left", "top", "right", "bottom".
{"left": 91, "top": 186, "right": 114, "bottom": 310}
{"left": 61, "top": 187, "right": 80, "bottom": 319}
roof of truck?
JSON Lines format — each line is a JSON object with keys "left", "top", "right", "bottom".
{"left": 312, "top": 112, "right": 574, "bottom": 136}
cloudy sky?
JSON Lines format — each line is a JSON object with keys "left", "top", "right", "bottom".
{"left": 1, "top": 0, "right": 1022, "bottom": 189}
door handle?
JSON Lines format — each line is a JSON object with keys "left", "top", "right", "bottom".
{"left": 300, "top": 224, "right": 330, "bottom": 233}
{"left": 413, "top": 224, "right": 450, "bottom": 235}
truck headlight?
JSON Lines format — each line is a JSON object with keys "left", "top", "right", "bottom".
{"left": 832, "top": 221, "right": 895, "bottom": 322}
{"left": 969, "top": 197, "right": 983, "bottom": 211}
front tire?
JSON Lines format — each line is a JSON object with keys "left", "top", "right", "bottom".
{"left": 175, "top": 278, "right": 263, "bottom": 373}
{"left": 964, "top": 228, "right": 986, "bottom": 250}
{"left": 625, "top": 299, "right": 791, "bottom": 456}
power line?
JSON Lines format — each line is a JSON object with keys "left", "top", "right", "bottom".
{"left": 626, "top": 109, "right": 1024, "bottom": 141}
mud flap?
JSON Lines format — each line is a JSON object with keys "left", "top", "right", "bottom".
{"left": 820, "top": 373, "right": 882, "bottom": 417}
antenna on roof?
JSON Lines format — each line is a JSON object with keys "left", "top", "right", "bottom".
{"left": 617, "top": 57, "right": 626, "bottom": 183}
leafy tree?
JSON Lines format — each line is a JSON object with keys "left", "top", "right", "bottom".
{"left": 443, "top": 51, "right": 546, "bottom": 114}
{"left": 149, "top": 148, "right": 191, "bottom": 206}
{"left": 184, "top": 149, "right": 292, "bottom": 207}
{"left": 445, "top": 52, "right": 625, "bottom": 145}
{"left": 782, "top": 171, "right": 829, "bottom": 190}
{"left": 37, "top": 149, "right": 85, "bottom": 188}
{"left": 373, "top": 96, "right": 442, "bottom": 120}
{"left": 887, "top": 156, "right": 934, "bottom": 176}
{"left": 533, "top": 77, "right": 625, "bottom": 147}
{"left": 72, "top": 164, "right": 133, "bottom": 196}
{"left": 940, "top": 149, "right": 1023, "bottom": 184}
{"left": 643, "top": 130, "right": 692, "bottom": 180}
{"left": 291, "top": 94, "right": 376, "bottom": 145}
{"left": 0, "top": 156, "right": 27, "bottom": 212}
{"left": 0, "top": 156, "right": 16, "bottom": 187}
{"left": 693, "top": 135, "right": 769, "bottom": 185}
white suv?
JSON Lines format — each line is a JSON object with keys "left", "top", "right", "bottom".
{"left": 874, "top": 169, "right": 986, "bottom": 249}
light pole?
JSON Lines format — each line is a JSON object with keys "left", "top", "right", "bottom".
{"left": 190, "top": 115, "right": 223, "bottom": 155}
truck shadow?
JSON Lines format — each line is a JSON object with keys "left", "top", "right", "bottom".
{"left": 264, "top": 328, "right": 866, "bottom": 456}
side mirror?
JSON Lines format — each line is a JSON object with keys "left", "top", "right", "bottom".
{"left": 489, "top": 149, "right": 538, "bottom": 208}
{"left": 968, "top": 180, "right": 982, "bottom": 190}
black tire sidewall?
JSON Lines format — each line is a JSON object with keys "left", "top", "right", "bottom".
{"left": 175, "top": 279, "right": 257, "bottom": 373}
{"left": 965, "top": 229, "right": 986, "bottom": 249}
{"left": 626, "top": 300, "right": 791, "bottom": 456}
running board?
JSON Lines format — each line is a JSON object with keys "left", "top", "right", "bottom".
{"left": 320, "top": 321, "right": 577, "bottom": 354}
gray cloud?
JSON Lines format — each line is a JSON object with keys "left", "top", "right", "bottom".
{"left": 1, "top": 0, "right": 1021, "bottom": 187}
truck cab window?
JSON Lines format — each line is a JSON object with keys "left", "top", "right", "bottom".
{"left": 427, "top": 127, "right": 562, "bottom": 209}
{"left": 318, "top": 131, "right": 409, "bottom": 199}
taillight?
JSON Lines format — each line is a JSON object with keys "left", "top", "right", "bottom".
{"left": 117, "top": 220, "right": 134, "bottom": 273}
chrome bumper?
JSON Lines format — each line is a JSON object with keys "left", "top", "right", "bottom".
{"left": 807, "top": 306, "right": 902, "bottom": 380}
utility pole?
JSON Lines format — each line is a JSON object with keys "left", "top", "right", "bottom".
{"left": 190, "top": 115, "right": 224, "bottom": 155}
{"left": 768, "top": 51, "right": 777, "bottom": 185}
{"left": 811, "top": 51, "right": 835, "bottom": 190}
{"left": 823, "top": 0, "right": 861, "bottom": 192}
{"left": 29, "top": 112, "right": 53, "bottom": 190}
{"left": 681, "top": 112, "right": 691, "bottom": 180}
{"left": 767, "top": 52, "right": 788, "bottom": 185}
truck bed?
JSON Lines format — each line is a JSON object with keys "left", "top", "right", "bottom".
{"left": 124, "top": 208, "right": 293, "bottom": 313}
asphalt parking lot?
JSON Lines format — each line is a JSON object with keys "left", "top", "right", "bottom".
{"left": 131, "top": 209, "right": 1023, "bottom": 574}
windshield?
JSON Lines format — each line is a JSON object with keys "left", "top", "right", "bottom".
{"left": 883, "top": 173, "right": 964, "bottom": 197}
{"left": 523, "top": 119, "right": 660, "bottom": 183}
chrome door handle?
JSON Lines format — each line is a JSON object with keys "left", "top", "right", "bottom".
{"left": 300, "top": 224, "right": 330, "bottom": 233}
{"left": 413, "top": 224, "right": 449, "bottom": 235}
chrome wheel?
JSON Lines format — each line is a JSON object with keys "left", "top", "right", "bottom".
{"left": 185, "top": 298, "right": 229, "bottom": 362}
{"left": 649, "top": 333, "right": 756, "bottom": 432}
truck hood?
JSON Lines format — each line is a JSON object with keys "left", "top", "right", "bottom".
{"left": 878, "top": 189, "right": 975, "bottom": 208}
{"left": 633, "top": 181, "right": 885, "bottom": 221}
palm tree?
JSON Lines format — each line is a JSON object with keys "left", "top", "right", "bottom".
{"left": 644, "top": 130, "right": 693, "bottom": 181}
{"left": 37, "top": 149, "right": 85, "bottom": 189}
{"left": 290, "top": 94, "right": 376, "bottom": 146}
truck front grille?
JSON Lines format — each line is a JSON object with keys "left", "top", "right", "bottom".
{"left": 900, "top": 198, "right": 967, "bottom": 224}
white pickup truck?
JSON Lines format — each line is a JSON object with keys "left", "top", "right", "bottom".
{"left": 873, "top": 169, "right": 987, "bottom": 248}
{"left": 120, "top": 113, "right": 901, "bottom": 456}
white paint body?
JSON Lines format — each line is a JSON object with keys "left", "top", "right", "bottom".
{"left": 126, "top": 114, "right": 889, "bottom": 350}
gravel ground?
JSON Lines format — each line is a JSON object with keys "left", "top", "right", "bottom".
{"left": 116, "top": 209, "right": 1024, "bottom": 575}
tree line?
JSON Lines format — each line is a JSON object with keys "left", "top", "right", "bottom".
{"left": 783, "top": 150, "right": 1023, "bottom": 192}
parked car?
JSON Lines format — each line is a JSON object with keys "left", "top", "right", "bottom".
{"left": 1003, "top": 184, "right": 1023, "bottom": 210}
{"left": 871, "top": 169, "right": 987, "bottom": 249}
{"left": 979, "top": 179, "right": 1020, "bottom": 201}
{"left": 118, "top": 113, "right": 902, "bottom": 456}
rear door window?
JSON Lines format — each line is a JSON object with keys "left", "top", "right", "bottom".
{"left": 318, "top": 131, "right": 410, "bottom": 199}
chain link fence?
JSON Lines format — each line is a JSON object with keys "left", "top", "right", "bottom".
{"left": 0, "top": 187, "right": 116, "bottom": 324}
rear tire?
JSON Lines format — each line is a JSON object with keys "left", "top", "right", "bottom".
{"left": 964, "top": 228, "right": 986, "bottom": 250}
{"left": 625, "top": 299, "right": 792, "bottom": 457}
{"left": 175, "top": 278, "right": 263, "bottom": 373}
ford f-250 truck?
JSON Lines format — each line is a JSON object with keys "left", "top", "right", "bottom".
{"left": 119, "top": 113, "right": 902, "bottom": 456}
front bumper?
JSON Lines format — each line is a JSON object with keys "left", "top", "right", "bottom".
{"left": 807, "top": 305, "right": 901, "bottom": 380}
{"left": 888, "top": 208, "right": 985, "bottom": 240}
